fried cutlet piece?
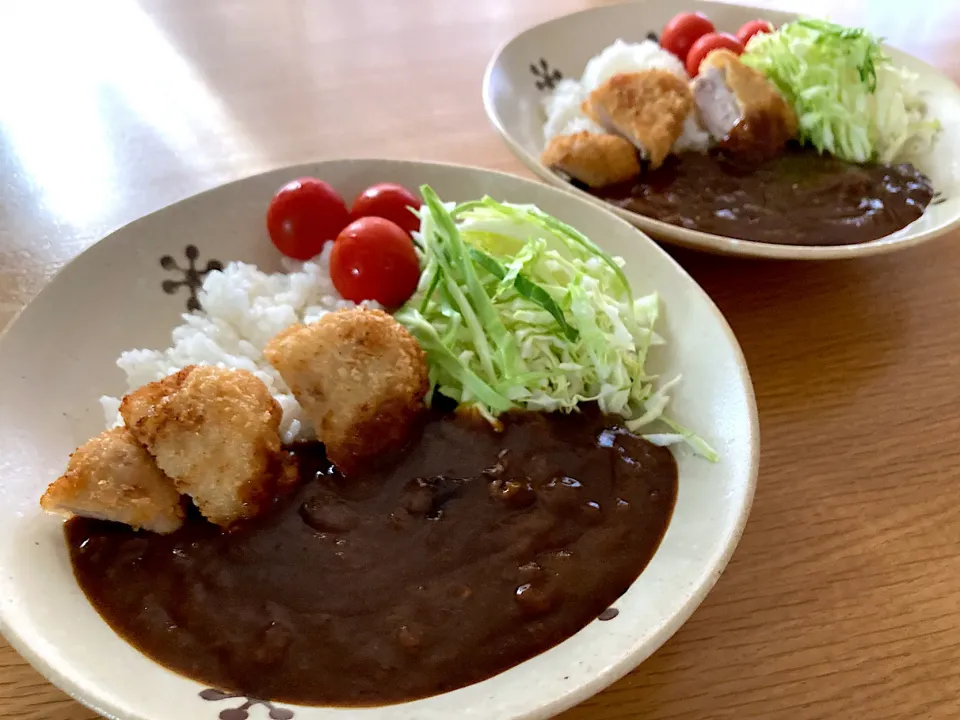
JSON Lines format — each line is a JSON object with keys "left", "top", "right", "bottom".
{"left": 584, "top": 70, "right": 693, "bottom": 169}
{"left": 692, "top": 49, "right": 798, "bottom": 160}
{"left": 120, "top": 365, "right": 289, "bottom": 527}
{"left": 264, "top": 308, "right": 430, "bottom": 476}
{"left": 541, "top": 131, "right": 641, "bottom": 188}
{"left": 40, "top": 427, "right": 184, "bottom": 533}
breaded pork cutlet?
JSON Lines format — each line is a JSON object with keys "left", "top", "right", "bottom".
{"left": 264, "top": 308, "right": 430, "bottom": 476}
{"left": 541, "top": 131, "right": 641, "bottom": 188}
{"left": 692, "top": 49, "right": 798, "bottom": 159}
{"left": 584, "top": 70, "right": 693, "bottom": 169}
{"left": 120, "top": 365, "right": 289, "bottom": 527}
{"left": 41, "top": 427, "right": 184, "bottom": 533}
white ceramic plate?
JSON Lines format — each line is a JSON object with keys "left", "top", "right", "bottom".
{"left": 0, "top": 159, "right": 758, "bottom": 720}
{"left": 483, "top": 0, "right": 960, "bottom": 260}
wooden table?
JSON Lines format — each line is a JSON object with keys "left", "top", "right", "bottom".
{"left": 3, "top": 1, "right": 960, "bottom": 718}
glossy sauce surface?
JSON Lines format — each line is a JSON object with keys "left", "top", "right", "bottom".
{"left": 588, "top": 146, "right": 934, "bottom": 246}
{"left": 66, "top": 407, "right": 677, "bottom": 706}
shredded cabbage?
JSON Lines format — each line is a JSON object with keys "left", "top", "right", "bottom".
{"left": 395, "top": 186, "right": 717, "bottom": 460}
{"left": 742, "top": 18, "right": 940, "bottom": 163}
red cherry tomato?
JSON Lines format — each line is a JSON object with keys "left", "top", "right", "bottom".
{"left": 266, "top": 177, "right": 350, "bottom": 260}
{"left": 350, "top": 183, "right": 422, "bottom": 235}
{"left": 329, "top": 217, "right": 420, "bottom": 307}
{"left": 685, "top": 32, "right": 745, "bottom": 77}
{"left": 736, "top": 19, "right": 774, "bottom": 47}
{"left": 660, "top": 12, "right": 715, "bottom": 64}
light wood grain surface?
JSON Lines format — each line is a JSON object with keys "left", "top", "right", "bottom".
{"left": 3, "top": 1, "right": 960, "bottom": 718}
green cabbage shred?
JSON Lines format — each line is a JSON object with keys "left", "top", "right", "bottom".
{"left": 394, "top": 186, "right": 717, "bottom": 460}
{"left": 742, "top": 18, "right": 940, "bottom": 163}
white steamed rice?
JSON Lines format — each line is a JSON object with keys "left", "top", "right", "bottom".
{"left": 542, "top": 39, "right": 711, "bottom": 154}
{"left": 100, "top": 243, "right": 374, "bottom": 444}
{"left": 581, "top": 39, "right": 687, "bottom": 91}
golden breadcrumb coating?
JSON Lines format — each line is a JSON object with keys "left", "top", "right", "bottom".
{"left": 40, "top": 427, "right": 184, "bottom": 533}
{"left": 264, "top": 308, "right": 430, "bottom": 476}
{"left": 541, "top": 131, "right": 641, "bottom": 188}
{"left": 694, "top": 49, "right": 798, "bottom": 158}
{"left": 120, "top": 365, "right": 289, "bottom": 527}
{"left": 585, "top": 70, "right": 692, "bottom": 169}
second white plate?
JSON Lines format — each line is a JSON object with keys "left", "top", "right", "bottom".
{"left": 483, "top": 0, "right": 960, "bottom": 259}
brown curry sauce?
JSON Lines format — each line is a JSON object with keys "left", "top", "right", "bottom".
{"left": 585, "top": 145, "right": 934, "bottom": 246}
{"left": 66, "top": 406, "right": 678, "bottom": 706}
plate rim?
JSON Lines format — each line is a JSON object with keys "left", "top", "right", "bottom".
{"left": 481, "top": 0, "right": 960, "bottom": 260}
{"left": 0, "top": 157, "right": 760, "bottom": 720}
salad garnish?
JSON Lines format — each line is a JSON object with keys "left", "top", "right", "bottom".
{"left": 741, "top": 19, "right": 940, "bottom": 163}
{"left": 396, "top": 185, "right": 716, "bottom": 459}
